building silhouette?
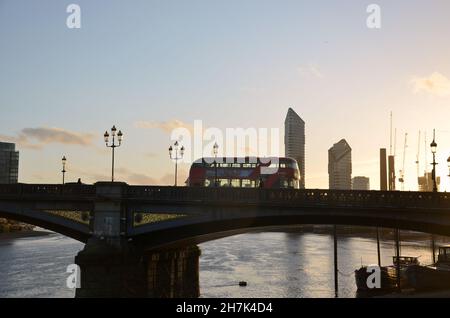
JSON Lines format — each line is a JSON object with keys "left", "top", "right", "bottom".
{"left": 0, "top": 142, "right": 19, "bottom": 184}
{"left": 284, "top": 107, "right": 305, "bottom": 188}
{"left": 328, "top": 139, "right": 352, "bottom": 190}
{"left": 352, "top": 176, "right": 370, "bottom": 190}
{"left": 418, "top": 172, "right": 440, "bottom": 192}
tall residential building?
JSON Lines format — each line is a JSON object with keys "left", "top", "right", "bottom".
{"left": 352, "top": 176, "right": 370, "bottom": 190}
{"left": 328, "top": 139, "right": 352, "bottom": 190}
{"left": 0, "top": 142, "right": 19, "bottom": 184}
{"left": 380, "top": 148, "right": 387, "bottom": 191}
{"left": 284, "top": 107, "right": 305, "bottom": 188}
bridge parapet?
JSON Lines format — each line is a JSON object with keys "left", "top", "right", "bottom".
{"left": 2, "top": 183, "right": 450, "bottom": 244}
{"left": 0, "top": 183, "right": 96, "bottom": 198}
{"left": 125, "top": 186, "right": 450, "bottom": 210}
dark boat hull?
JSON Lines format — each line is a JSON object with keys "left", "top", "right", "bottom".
{"left": 355, "top": 266, "right": 397, "bottom": 292}
{"left": 405, "top": 265, "right": 450, "bottom": 291}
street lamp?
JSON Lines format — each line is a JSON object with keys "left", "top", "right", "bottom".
{"left": 213, "top": 142, "right": 219, "bottom": 187}
{"left": 104, "top": 125, "right": 123, "bottom": 182}
{"left": 430, "top": 130, "right": 438, "bottom": 264}
{"left": 61, "top": 156, "right": 67, "bottom": 185}
{"left": 430, "top": 129, "right": 438, "bottom": 193}
{"left": 169, "top": 141, "right": 184, "bottom": 186}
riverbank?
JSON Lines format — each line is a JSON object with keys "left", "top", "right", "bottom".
{"left": 0, "top": 218, "right": 34, "bottom": 233}
{"left": 0, "top": 229, "right": 52, "bottom": 240}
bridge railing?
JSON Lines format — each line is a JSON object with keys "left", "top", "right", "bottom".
{"left": 125, "top": 186, "right": 450, "bottom": 209}
{"left": 2, "top": 183, "right": 450, "bottom": 210}
{"left": 0, "top": 184, "right": 96, "bottom": 197}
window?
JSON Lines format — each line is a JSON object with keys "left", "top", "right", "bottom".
{"left": 218, "top": 179, "right": 230, "bottom": 187}
{"left": 242, "top": 179, "right": 255, "bottom": 188}
{"left": 230, "top": 179, "right": 241, "bottom": 187}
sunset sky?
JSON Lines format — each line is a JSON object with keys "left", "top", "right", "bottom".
{"left": 2, "top": 0, "right": 450, "bottom": 191}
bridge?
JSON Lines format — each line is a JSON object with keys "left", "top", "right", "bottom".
{"left": 1, "top": 182, "right": 449, "bottom": 297}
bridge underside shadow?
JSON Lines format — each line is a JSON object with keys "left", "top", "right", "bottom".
{"left": 130, "top": 209, "right": 450, "bottom": 250}
{"left": 0, "top": 206, "right": 90, "bottom": 242}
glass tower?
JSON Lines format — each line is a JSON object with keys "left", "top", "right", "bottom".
{"left": 0, "top": 142, "right": 19, "bottom": 184}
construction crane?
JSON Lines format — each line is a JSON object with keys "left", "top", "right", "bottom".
{"left": 416, "top": 131, "right": 421, "bottom": 180}
{"left": 394, "top": 128, "right": 397, "bottom": 157}
{"left": 398, "top": 133, "right": 408, "bottom": 191}
{"left": 390, "top": 111, "right": 393, "bottom": 156}
{"left": 424, "top": 131, "right": 428, "bottom": 174}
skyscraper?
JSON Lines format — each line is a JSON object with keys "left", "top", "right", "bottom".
{"left": 328, "top": 139, "right": 352, "bottom": 190}
{"left": 284, "top": 107, "right": 305, "bottom": 188}
{"left": 0, "top": 142, "right": 19, "bottom": 184}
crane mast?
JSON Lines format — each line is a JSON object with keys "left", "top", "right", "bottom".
{"left": 398, "top": 133, "right": 408, "bottom": 191}
{"left": 416, "top": 131, "right": 421, "bottom": 180}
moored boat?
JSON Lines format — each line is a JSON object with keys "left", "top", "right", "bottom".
{"left": 355, "top": 256, "right": 420, "bottom": 292}
{"left": 405, "top": 245, "right": 450, "bottom": 291}
{"left": 355, "top": 265, "right": 397, "bottom": 292}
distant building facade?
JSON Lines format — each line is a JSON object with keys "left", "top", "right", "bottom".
{"left": 284, "top": 108, "right": 305, "bottom": 188}
{"left": 0, "top": 142, "right": 27, "bottom": 233}
{"left": 352, "top": 176, "right": 370, "bottom": 190}
{"left": 328, "top": 139, "right": 352, "bottom": 190}
{"left": 0, "top": 142, "right": 19, "bottom": 184}
{"left": 418, "top": 172, "right": 440, "bottom": 192}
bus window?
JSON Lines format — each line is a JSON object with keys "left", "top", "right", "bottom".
{"left": 242, "top": 179, "right": 255, "bottom": 188}
{"left": 218, "top": 179, "right": 230, "bottom": 187}
{"left": 230, "top": 179, "right": 241, "bottom": 187}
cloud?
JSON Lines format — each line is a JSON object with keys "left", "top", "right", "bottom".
{"left": 411, "top": 72, "right": 450, "bottom": 97}
{"left": 0, "top": 127, "right": 95, "bottom": 149}
{"left": 298, "top": 63, "right": 323, "bottom": 79}
{"left": 135, "top": 119, "right": 194, "bottom": 134}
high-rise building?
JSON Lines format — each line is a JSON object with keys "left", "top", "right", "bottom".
{"left": 284, "top": 107, "right": 305, "bottom": 188}
{"left": 0, "top": 142, "right": 19, "bottom": 184}
{"left": 380, "top": 148, "right": 387, "bottom": 191}
{"left": 388, "top": 155, "right": 396, "bottom": 191}
{"left": 352, "top": 176, "right": 370, "bottom": 190}
{"left": 328, "top": 139, "right": 352, "bottom": 190}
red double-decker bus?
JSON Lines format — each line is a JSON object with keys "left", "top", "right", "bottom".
{"left": 187, "top": 157, "right": 301, "bottom": 189}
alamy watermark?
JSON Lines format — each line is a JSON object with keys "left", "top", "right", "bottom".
{"left": 66, "top": 264, "right": 81, "bottom": 289}
{"left": 366, "top": 4, "right": 381, "bottom": 29}
{"left": 168, "top": 120, "right": 280, "bottom": 174}
{"left": 66, "top": 4, "right": 81, "bottom": 29}
{"left": 365, "top": 265, "right": 381, "bottom": 289}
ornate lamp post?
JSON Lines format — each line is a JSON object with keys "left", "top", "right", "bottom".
{"left": 430, "top": 129, "right": 438, "bottom": 264}
{"left": 213, "top": 142, "right": 219, "bottom": 187}
{"left": 169, "top": 141, "right": 184, "bottom": 186}
{"left": 104, "top": 125, "right": 123, "bottom": 182}
{"left": 61, "top": 156, "right": 67, "bottom": 185}
{"left": 430, "top": 129, "right": 438, "bottom": 193}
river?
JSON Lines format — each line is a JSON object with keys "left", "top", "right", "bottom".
{"left": 0, "top": 227, "right": 445, "bottom": 298}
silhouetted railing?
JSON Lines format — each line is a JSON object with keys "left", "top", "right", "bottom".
{"left": 125, "top": 186, "right": 450, "bottom": 209}
{"left": 0, "top": 183, "right": 96, "bottom": 197}
{"left": 1, "top": 183, "right": 450, "bottom": 210}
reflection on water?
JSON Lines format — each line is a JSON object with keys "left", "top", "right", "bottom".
{"left": 0, "top": 232, "right": 82, "bottom": 298}
{"left": 0, "top": 228, "right": 445, "bottom": 298}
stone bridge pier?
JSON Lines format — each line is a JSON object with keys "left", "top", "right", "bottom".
{"left": 74, "top": 182, "right": 200, "bottom": 298}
